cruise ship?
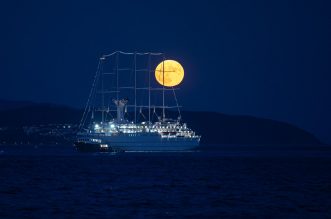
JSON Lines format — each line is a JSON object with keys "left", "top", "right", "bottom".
{"left": 74, "top": 51, "right": 200, "bottom": 152}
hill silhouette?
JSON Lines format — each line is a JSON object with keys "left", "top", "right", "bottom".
{"left": 0, "top": 100, "right": 322, "bottom": 146}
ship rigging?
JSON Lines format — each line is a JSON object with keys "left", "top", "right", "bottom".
{"left": 75, "top": 51, "right": 200, "bottom": 152}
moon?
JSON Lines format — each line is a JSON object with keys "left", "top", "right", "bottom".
{"left": 155, "top": 60, "right": 184, "bottom": 87}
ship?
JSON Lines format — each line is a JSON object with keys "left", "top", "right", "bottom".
{"left": 74, "top": 51, "right": 200, "bottom": 152}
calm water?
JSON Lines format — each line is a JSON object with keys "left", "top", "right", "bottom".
{"left": 0, "top": 145, "right": 331, "bottom": 218}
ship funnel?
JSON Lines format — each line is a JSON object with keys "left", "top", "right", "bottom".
{"left": 113, "top": 99, "right": 128, "bottom": 123}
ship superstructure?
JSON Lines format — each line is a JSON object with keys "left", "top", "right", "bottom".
{"left": 75, "top": 51, "right": 200, "bottom": 152}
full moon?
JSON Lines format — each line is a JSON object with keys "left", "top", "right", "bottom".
{"left": 155, "top": 60, "right": 184, "bottom": 87}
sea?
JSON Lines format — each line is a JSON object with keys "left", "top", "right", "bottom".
{"left": 0, "top": 144, "right": 330, "bottom": 218}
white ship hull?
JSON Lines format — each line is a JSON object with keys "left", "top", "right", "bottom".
{"left": 77, "top": 133, "right": 200, "bottom": 151}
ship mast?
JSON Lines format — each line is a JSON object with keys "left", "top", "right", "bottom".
{"left": 162, "top": 56, "right": 165, "bottom": 121}
{"left": 116, "top": 52, "right": 119, "bottom": 101}
{"left": 101, "top": 57, "right": 105, "bottom": 125}
{"left": 134, "top": 52, "right": 137, "bottom": 124}
{"left": 148, "top": 54, "right": 151, "bottom": 125}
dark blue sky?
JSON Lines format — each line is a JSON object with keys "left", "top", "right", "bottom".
{"left": 0, "top": 0, "right": 330, "bottom": 143}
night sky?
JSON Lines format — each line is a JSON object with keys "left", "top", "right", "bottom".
{"left": 0, "top": 0, "right": 330, "bottom": 143}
